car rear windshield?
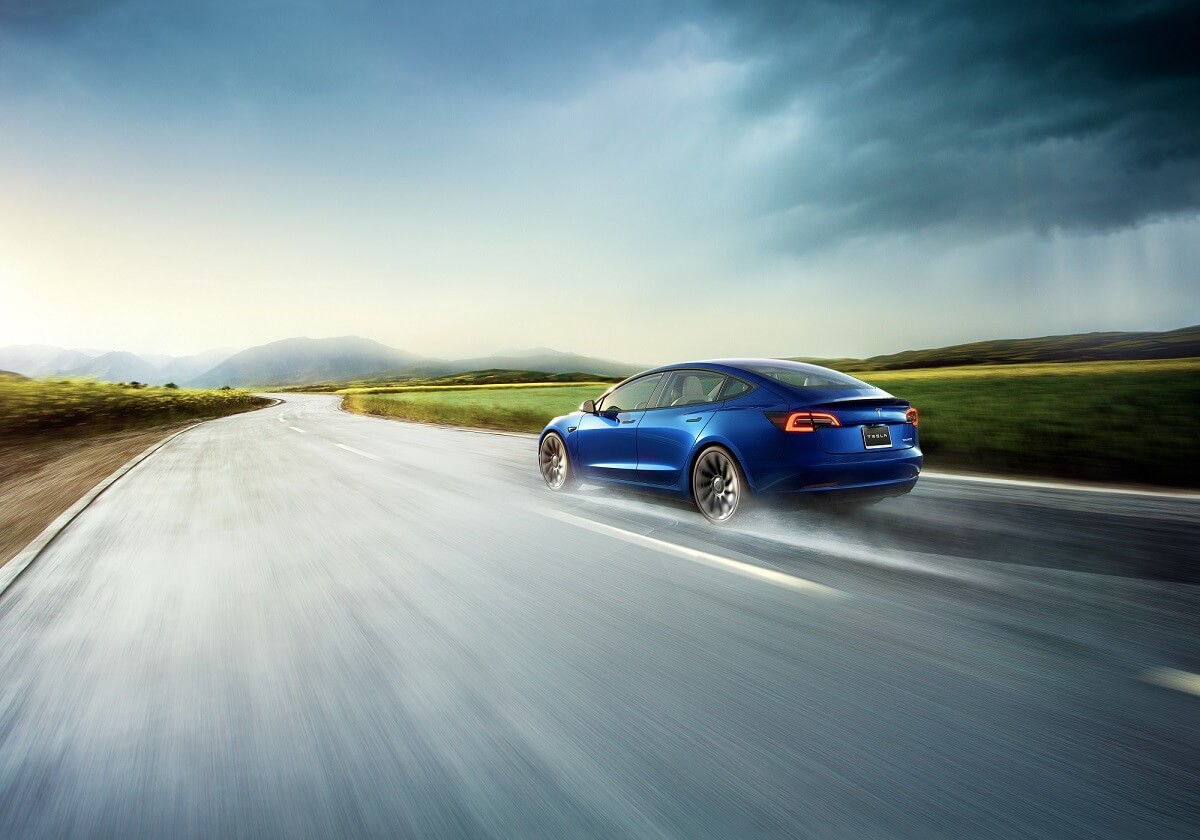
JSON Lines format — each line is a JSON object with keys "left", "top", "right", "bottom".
{"left": 741, "top": 362, "right": 870, "bottom": 390}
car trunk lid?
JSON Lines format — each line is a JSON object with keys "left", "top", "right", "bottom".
{"left": 800, "top": 396, "right": 916, "bottom": 454}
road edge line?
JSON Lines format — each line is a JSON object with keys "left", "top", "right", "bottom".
{"left": 920, "top": 470, "right": 1199, "bottom": 500}
{"left": 541, "top": 509, "right": 843, "bottom": 597}
{"left": 0, "top": 422, "right": 203, "bottom": 600}
{"left": 1142, "top": 668, "right": 1200, "bottom": 697}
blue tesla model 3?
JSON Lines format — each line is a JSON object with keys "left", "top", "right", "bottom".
{"left": 537, "top": 359, "right": 922, "bottom": 522}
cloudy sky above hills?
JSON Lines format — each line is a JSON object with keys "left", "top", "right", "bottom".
{"left": 1, "top": 0, "right": 1196, "bottom": 361}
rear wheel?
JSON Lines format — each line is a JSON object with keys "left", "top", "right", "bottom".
{"left": 691, "top": 446, "right": 745, "bottom": 523}
{"left": 538, "top": 432, "right": 576, "bottom": 491}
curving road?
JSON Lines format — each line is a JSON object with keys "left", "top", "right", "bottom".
{"left": 0, "top": 395, "right": 1197, "bottom": 839}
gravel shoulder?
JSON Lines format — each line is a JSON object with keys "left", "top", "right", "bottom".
{"left": 0, "top": 426, "right": 189, "bottom": 566}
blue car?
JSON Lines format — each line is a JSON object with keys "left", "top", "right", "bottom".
{"left": 537, "top": 359, "right": 922, "bottom": 522}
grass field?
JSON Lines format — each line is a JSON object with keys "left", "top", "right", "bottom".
{"left": 344, "top": 359, "right": 1200, "bottom": 487}
{"left": 345, "top": 385, "right": 605, "bottom": 434}
{"left": 0, "top": 378, "right": 269, "bottom": 440}
{"left": 865, "top": 361, "right": 1199, "bottom": 487}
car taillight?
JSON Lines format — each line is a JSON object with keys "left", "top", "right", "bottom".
{"left": 765, "top": 411, "right": 841, "bottom": 432}
{"left": 905, "top": 407, "right": 919, "bottom": 426}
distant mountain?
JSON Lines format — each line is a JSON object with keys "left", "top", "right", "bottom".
{"left": 0, "top": 370, "right": 29, "bottom": 381}
{"left": 63, "top": 351, "right": 164, "bottom": 384}
{"left": 0, "top": 345, "right": 95, "bottom": 377}
{"left": 140, "top": 353, "right": 175, "bottom": 369}
{"left": 0, "top": 337, "right": 640, "bottom": 387}
{"left": 0, "top": 344, "right": 236, "bottom": 383}
{"left": 186, "top": 336, "right": 429, "bottom": 387}
{"left": 158, "top": 348, "right": 236, "bottom": 384}
{"left": 793, "top": 325, "right": 1200, "bottom": 371}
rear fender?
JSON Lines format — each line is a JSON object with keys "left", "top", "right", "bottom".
{"left": 684, "top": 432, "right": 755, "bottom": 496}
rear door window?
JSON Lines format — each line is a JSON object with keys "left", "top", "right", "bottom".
{"left": 653, "top": 370, "right": 727, "bottom": 408}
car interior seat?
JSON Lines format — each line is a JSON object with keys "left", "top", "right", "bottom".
{"left": 672, "top": 374, "right": 706, "bottom": 406}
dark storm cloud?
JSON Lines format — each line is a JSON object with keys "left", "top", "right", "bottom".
{"left": 4, "top": 0, "right": 1196, "bottom": 247}
{"left": 712, "top": 0, "right": 1200, "bottom": 244}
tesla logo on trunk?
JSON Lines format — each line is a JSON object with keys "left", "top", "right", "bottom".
{"left": 875, "top": 408, "right": 882, "bottom": 416}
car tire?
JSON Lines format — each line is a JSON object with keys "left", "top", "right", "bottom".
{"left": 538, "top": 432, "right": 577, "bottom": 491}
{"left": 691, "top": 445, "right": 747, "bottom": 523}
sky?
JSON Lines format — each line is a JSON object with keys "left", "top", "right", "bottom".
{"left": 1, "top": 0, "right": 1197, "bottom": 364}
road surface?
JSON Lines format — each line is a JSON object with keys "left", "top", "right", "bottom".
{"left": 1, "top": 394, "right": 1197, "bottom": 839}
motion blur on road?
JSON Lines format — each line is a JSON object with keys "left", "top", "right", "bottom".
{"left": 1, "top": 395, "right": 1197, "bottom": 838}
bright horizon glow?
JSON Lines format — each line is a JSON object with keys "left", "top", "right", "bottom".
{"left": 1, "top": 1, "right": 1197, "bottom": 363}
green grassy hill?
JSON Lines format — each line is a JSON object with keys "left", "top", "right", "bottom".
{"left": 793, "top": 324, "right": 1200, "bottom": 371}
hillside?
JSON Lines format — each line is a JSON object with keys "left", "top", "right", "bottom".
{"left": 186, "top": 336, "right": 429, "bottom": 388}
{"left": 417, "top": 369, "right": 622, "bottom": 386}
{"left": 441, "top": 350, "right": 639, "bottom": 379}
{"left": 794, "top": 325, "right": 1200, "bottom": 371}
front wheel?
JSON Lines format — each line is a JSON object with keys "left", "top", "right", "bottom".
{"left": 691, "top": 446, "right": 746, "bottom": 523}
{"left": 538, "top": 432, "right": 577, "bottom": 491}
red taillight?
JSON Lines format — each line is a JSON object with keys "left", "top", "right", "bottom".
{"left": 905, "top": 407, "right": 919, "bottom": 426}
{"left": 766, "top": 411, "right": 841, "bottom": 432}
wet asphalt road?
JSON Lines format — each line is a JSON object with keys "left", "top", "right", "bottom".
{"left": 0, "top": 394, "right": 1197, "bottom": 839}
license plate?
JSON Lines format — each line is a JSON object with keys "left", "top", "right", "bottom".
{"left": 862, "top": 424, "right": 892, "bottom": 449}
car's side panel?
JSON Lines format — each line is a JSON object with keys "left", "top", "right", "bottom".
{"left": 634, "top": 405, "right": 718, "bottom": 486}
{"left": 671, "top": 387, "right": 790, "bottom": 494}
{"left": 574, "top": 410, "right": 643, "bottom": 481}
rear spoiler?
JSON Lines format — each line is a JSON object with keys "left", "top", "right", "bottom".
{"left": 808, "top": 397, "right": 908, "bottom": 409}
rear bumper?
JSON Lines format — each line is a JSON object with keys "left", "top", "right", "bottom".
{"left": 746, "top": 447, "right": 923, "bottom": 497}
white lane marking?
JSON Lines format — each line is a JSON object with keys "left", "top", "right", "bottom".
{"left": 334, "top": 442, "right": 381, "bottom": 462}
{"left": 1143, "top": 668, "right": 1200, "bottom": 697}
{"left": 290, "top": 426, "right": 307, "bottom": 434}
{"left": 542, "top": 510, "right": 841, "bottom": 597}
{"left": 562, "top": 492, "right": 999, "bottom": 589}
{"left": 923, "top": 471, "right": 1200, "bottom": 500}
{"left": 278, "top": 416, "right": 287, "bottom": 422}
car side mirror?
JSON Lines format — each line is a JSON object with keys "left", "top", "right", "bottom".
{"left": 580, "top": 399, "right": 596, "bottom": 414}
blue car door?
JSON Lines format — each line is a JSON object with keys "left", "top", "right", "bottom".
{"left": 636, "top": 370, "right": 726, "bottom": 486}
{"left": 574, "top": 373, "right": 665, "bottom": 482}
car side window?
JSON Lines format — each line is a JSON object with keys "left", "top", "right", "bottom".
{"left": 654, "top": 370, "right": 727, "bottom": 408}
{"left": 598, "top": 373, "right": 664, "bottom": 412}
{"left": 719, "top": 377, "right": 752, "bottom": 400}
